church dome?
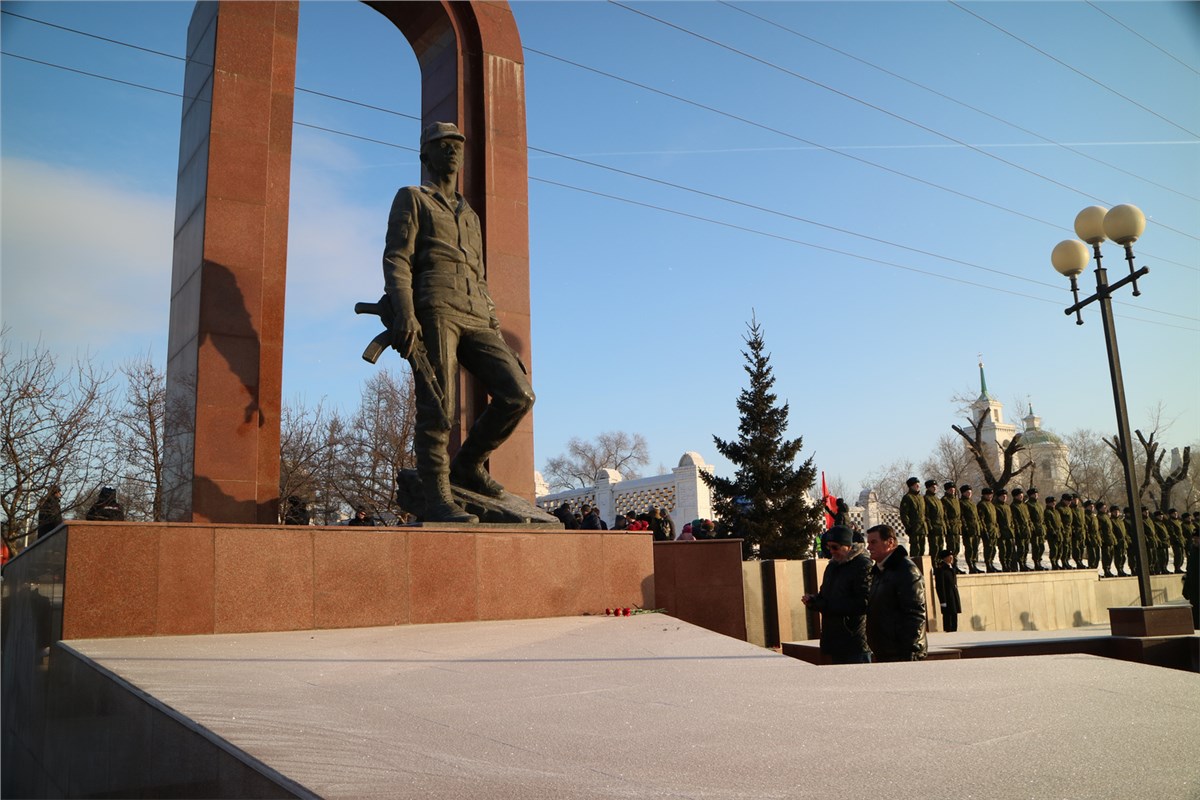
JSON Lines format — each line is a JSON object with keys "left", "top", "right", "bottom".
{"left": 1021, "top": 428, "right": 1062, "bottom": 446}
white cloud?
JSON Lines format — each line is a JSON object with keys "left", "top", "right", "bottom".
{"left": 1, "top": 157, "right": 173, "bottom": 357}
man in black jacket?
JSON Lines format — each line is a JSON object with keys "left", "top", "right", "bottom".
{"left": 865, "top": 524, "right": 928, "bottom": 662}
{"left": 802, "top": 526, "right": 872, "bottom": 664}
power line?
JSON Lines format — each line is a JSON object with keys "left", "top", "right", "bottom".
{"left": 2, "top": 34, "right": 1196, "bottom": 328}
{"left": 1084, "top": 1, "right": 1200, "bottom": 78}
{"left": 524, "top": 46, "right": 1197, "bottom": 273}
{"left": 950, "top": 1, "right": 1200, "bottom": 139}
{"left": 607, "top": 0, "right": 1200, "bottom": 244}
{"left": 7, "top": 46, "right": 1193, "bottom": 331}
{"left": 718, "top": 0, "right": 1200, "bottom": 204}
{"left": 8, "top": 5, "right": 1197, "bottom": 267}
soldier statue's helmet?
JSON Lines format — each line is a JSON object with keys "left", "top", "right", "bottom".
{"left": 925, "top": 479, "right": 937, "bottom": 488}
{"left": 420, "top": 121, "right": 466, "bottom": 148}
{"left": 960, "top": 484, "right": 972, "bottom": 492}
{"left": 944, "top": 482, "right": 955, "bottom": 490}
{"left": 907, "top": 477, "right": 920, "bottom": 487}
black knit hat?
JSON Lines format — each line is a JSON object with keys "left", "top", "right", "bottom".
{"left": 826, "top": 525, "right": 853, "bottom": 547}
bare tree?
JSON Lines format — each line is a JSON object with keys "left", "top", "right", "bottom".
{"left": 1, "top": 334, "right": 116, "bottom": 546}
{"left": 112, "top": 355, "right": 166, "bottom": 521}
{"left": 1063, "top": 428, "right": 1124, "bottom": 502}
{"left": 861, "top": 457, "right": 917, "bottom": 511}
{"left": 951, "top": 409, "right": 1031, "bottom": 490}
{"left": 336, "top": 368, "right": 418, "bottom": 519}
{"left": 278, "top": 397, "right": 343, "bottom": 523}
{"left": 1105, "top": 425, "right": 1192, "bottom": 511}
{"left": 919, "top": 433, "right": 980, "bottom": 489}
{"left": 543, "top": 431, "right": 650, "bottom": 491}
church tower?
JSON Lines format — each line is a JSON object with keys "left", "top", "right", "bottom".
{"left": 1019, "top": 406, "right": 1070, "bottom": 494}
{"left": 969, "top": 360, "right": 1017, "bottom": 475}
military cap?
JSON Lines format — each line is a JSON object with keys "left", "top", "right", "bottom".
{"left": 1028, "top": 487, "right": 1039, "bottom": 495}
{"left": 1096, "top": 500, "right": 1108, "bottom": 509}
{"left": 1083, "top": 499, "right": 1093, "bottom": 507}
{"left": 925, "top": 479, "right": 938, "bottom": 488}
{"left": 1012, "top": 487, "right": 1025, "bottom": 496}
{"left": 997, "top": 488, "right": 1008, "bottom": 496}
{"left": 420, "top": 121, "right": 466, "bottom": 147}
{"left": 907, "top": 477, "right": 921, "bottom": 487}
{"left": 960, "top": 484, "right": 972, "bottom": 492}
{"left": 981, "top": 487, "right": 994, "bottom": 495}
{"left": 944, "top": 481, "right": 956, "bottom": 490}
{"left": 1046, "top": 496, "right": 1056, "bottom": 503}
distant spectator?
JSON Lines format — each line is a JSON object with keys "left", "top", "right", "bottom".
{"left": 283, "top": 495, "right": 310, "bottom": 526}
{"left": 675, "top": 522, "right": 695, "bottom": 541}
{"left": 348, "top": 507, "right": 376, "bottom": 527}
{"left": 1183, "top": 525, "right": 1198, "bottom": 629}
{"left": 627, "top": 514, "right": 649, "bottom": 532}
{"left": 1, "top": 538, "right": 11, "bottom": 565}
{"left": 865, "top": 524, "right": 928, "bottom": 662}
{"left": 553, "top": 502, "right": 579, "bottom": 530}
{"left": 581, "top": 505, "right": 607, "bottom": 530}
{"left": 649, "top": 507, "right": 670, "bottom": 542}
{"left": 612, "top": 514, "right": 629, "bottom": 531}
{"left": 933, "top": 549, "right": 962, "bottom": 633}
{"left": 698, "top": 519, "right": 716, "bottom": 539}
{"left": 37, "top": 485, "right": 63, "bottom": 537}
{"left": 85, "top": 487, "right": 125, "bottom": 522}
{"left": 802, "top": 525, "right": 871, "bottom": 664}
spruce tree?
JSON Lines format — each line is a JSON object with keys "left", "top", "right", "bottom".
{"left": 702, "top": 317, "right": 823, "bottom": 559}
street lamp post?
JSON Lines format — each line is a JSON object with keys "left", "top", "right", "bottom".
{"left": 1050, "top": 204, "right": 1153, "bottom": 607}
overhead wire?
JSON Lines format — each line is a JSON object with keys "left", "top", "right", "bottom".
{"left": 950, "top": 0, "right": 1200, "bottom": 138}
{"left": 1084, "top": 1, "right": 1200, "bottom": 78}
{"left": 2, "top": 12, "right": 1197, "bottom": 331}
{"left": 607, "top": 0, "right": 1200, "bottom": 244}
{"left": 717, "top": 0, "right": 1200, "bottom": 204}
{"left": 7, "top": 6, "right": 1196, "bottom": 270}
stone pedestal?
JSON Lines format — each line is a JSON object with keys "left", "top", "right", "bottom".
{"left": 1108, "top": 605, "right": 1195, "bottom": 637}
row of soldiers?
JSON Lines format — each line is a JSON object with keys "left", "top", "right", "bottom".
{"left": 899, "top": 477, "right": 1192, "bottom": 576}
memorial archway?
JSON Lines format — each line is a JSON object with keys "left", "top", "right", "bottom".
{"left": 164, "top": 1, "right": 532, "bottom": 523}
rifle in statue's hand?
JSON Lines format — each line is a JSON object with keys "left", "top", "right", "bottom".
{"left": 355, "top": 295, "right": 453, "bottom": 431}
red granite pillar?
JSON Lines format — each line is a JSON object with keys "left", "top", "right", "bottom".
{"left": 165, "top": 2, "right": 298, "bottom": 523}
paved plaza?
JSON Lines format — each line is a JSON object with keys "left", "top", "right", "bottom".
{"left": 68, "top": 615, "right": 1199, "bottom": 799}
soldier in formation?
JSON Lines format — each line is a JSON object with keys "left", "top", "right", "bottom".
{"left": 1009, "top": 487, "right": 1031, "bottom": 571}
{"left": 1026, "top": 487, "right": 1045, "bottom": 570}
{"left": 924, "top": 479, "right": 946, "bottom": 557}
{"left": 1044, "top": 495, "right": 1064, "bottom": 569}
{"left": 900, "top": 477, "right": 927, "bottom": 558}
{"left": 960, "top": 485, "right": 983, "bottom": 574}
{"left": 978, "top": 487, "right": 999, "bottom": 572}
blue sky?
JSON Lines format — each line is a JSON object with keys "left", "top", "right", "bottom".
{"left": 2, "top": 0, "right": 1197, "bottom": 496}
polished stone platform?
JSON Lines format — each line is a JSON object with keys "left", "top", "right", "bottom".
{"left": 39, "top": 616, "right": 1200, "bottom": 799}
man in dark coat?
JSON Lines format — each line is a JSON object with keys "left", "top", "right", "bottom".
{"left": 933, "top": 549, "right": 962, "bottom": 633}
{"left": 37, "top": 486, "right": 63, "bottom": 538}
{"left": 802, "top": 526, "right": 872, "bottom": 664}
{"left": 85, "top": 487, "right": 125, "bottom": 522}
{"left": 865, "top": 524, "right": 928, "bottom": 662}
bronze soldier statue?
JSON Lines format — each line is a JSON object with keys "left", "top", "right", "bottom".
{"left": 381, "top": 122, "right": 535, "bottom": 523}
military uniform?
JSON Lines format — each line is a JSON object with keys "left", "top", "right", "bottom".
{"left": 994, "top": 490, "right": 1014, "bottom": 573}
{"left": 1151, "top": 512, "right": 1171, "bottom": 574}
{"left": 941, "top": 482, "right": 963, "bottom": 572}
{"left": 960, "top": 485, "right": 983, "bottom": 573}
{"left": 1070, "top": 497, "right": 1087, "bottom": 568}
{"left": 977, "top": 489, "right": 999, "bottom": 572}
{"left": 1110, "top": 507, "right": 1128, "bottom": 576}
{"left": 924, "top": 481, "right": 946, "bottom": 557}
{"left": 1167, "top": 511, "right": 1186, "bottom": 573}
{"left": 1010, "top": 488, "right": 1032, "bottom": 571}
{"left": 1043, "top": 497, "right": 1064, "bottom": 569}
{"left": 1096, "top": 502, "right": 1116, "bottom": 577}
{"left": 900, "top": 479, "right": 928, "bottom": 557}
{"left": 1025, "top": 489, "right": 1045, "bottom": 570}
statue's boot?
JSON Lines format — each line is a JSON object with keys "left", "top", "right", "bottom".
{"left": 422, "top": 475, "right": 478, "bottom": 523}
{"left": 450, "top": 447, "right": 506, "bottom": 498}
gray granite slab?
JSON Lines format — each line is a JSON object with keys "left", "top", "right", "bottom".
{"left": 67, "top": 615, "right": 1200, "bottom": 799}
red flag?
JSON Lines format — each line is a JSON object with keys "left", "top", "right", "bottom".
{"left": 821, "top": 471, "right": 836, "bottom": 530}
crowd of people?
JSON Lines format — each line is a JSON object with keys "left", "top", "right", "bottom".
{"left": 551, "top": 502, "right": 710, "bottom": 542}
{"left": 898, "top": 476, "right": 1194, "bottom": 577}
